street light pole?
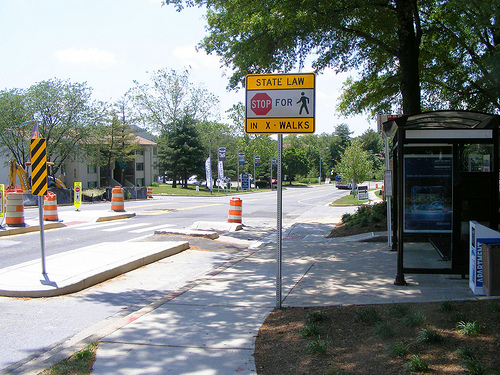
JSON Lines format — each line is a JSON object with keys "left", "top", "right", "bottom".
{"left": 319, "top": 153, "right": 322, "bottom": 184}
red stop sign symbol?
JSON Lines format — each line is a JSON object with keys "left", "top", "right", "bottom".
{"left": 250, "top": 93, "right": 272, "bottom": 115}
{"left": 75, "top": 186, "right": 80, "bottom": 193}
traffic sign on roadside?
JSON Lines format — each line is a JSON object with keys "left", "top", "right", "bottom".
{"left": 30, "top": 138, "right": 48, "bottom": 196}
{"left": 74, "top": 182, "right": 82, "bottom": 211}
{"left": 0, "top": 184, "right": 4, "bottom": 219}
{"left": 245, "top": 73, "right": 316, "bottom": 134}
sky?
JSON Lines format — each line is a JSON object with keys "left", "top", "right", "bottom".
{"left": 0, "top": 0, "right": 375, "bottom": 136}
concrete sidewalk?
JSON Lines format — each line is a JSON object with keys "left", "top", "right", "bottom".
{"left": 0, "top": 201, "right": 480, "bottom": 375}
{"left": 89, "top": 221, "right": 476, "bottom": 375}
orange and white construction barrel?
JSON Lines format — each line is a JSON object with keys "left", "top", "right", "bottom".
{"left": 147, "top": 186, "right": 153, "bottom": 199}
{"left": 43, "top": 191, "right": 58, "bottom": 221}
{"left": 5, "top": 189, "right": 25, "bottom": 227}
{"left": 228, "top": 197, "right": 242, "bottom": 223}
{"left": 111, "top": 186, "right": 125, "bottom": 212}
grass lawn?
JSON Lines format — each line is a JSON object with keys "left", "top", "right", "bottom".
{"left": 151, "top": 183, "right": 269, "bottom": 196}
{"left": 330, "top": 188, "right": 383, "bottom": 206}
{"left": 330, "top": 193, "right": 369, "bottom": 206}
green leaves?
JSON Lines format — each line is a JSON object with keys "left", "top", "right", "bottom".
{"left": 335, "top": 139, "right": 373, "bottom": 188}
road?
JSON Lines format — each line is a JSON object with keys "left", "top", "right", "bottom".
{"left": 0, "top": 185, "right": 356, "bottom": 373}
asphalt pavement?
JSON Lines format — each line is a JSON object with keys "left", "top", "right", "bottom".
{"left": 0, "top": 192, "right": 482, "bottom": 375}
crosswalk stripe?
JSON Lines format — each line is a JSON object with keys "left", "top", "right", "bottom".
{"left": 130, "top": 224, "right": 175, "bottom": 233}
{"left": 74, "top": 221, "right": 123, "bottom": 230}
{"left": 102, "top": 223, "right": 150, "bottom": 232}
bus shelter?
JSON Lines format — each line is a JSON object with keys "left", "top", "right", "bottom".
{"left": 383, "top": 111, "right": 500, "bottom": 285}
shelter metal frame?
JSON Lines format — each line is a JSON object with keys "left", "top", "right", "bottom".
{"left": 383, "top": 111, "right": 500, "bottom": 285}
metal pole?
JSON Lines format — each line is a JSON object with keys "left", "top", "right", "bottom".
{"left": 270, "top": 158, "right": 273, "bottom": 190}
{"left": 209, "top": 142, "right": 213, "bottom": 195}
{"left": 253, "top": 156, "right": 256, "bottom": 190}
{"left": 38, "top": 196, "right": 47, "bottom": 275}
{"left": 384, "top": 134, "right": 393, "bottom": 249}
{"left": 319, "top": 154, "right": 322, "bottom": 184}
{"left": 276, "top": 134, "right": 283, "bottom": 309}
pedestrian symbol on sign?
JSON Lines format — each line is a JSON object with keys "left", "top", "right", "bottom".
{"left": 297, "top": 92, "right": 309, "bottom": 115}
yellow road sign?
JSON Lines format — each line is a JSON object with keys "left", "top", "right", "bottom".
{"left": 74, "top": 182, "right": 82, "bottom": 210}
{"left": 245, "top": 73, "right": 315, "bottom": 134}
{"left": 30, "top": 138, "right": 47, "bottom": 196}
{"left": 0, "top": 184, "right": 4, "bottom": 218}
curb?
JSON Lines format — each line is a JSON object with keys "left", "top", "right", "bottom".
{"left": 154, "top": 228, "right": 219, "bottom": 239}
{"left": 0, "top": 241, "right": 189, "bottom": 298}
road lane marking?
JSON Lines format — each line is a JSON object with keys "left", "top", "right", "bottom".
{"left": 174, "top": 203, "right": 224, "bottom": 211}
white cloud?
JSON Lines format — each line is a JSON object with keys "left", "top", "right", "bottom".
{"left": 54, "top": 48, "right": 117, "bottom": 68}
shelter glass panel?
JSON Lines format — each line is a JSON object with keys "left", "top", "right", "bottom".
{"left": 403, "top": 146, "right": 453, "bottom": 233}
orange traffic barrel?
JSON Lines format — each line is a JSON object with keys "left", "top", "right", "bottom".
{"left": 5, "top": 189, "right": 25, "bottom": 227}
{"left": 111, "top": 186, "right": 125, "bottom": 212}
{"left": 43, "top": 191, "right": 58, "bottom": 221}
{"left": 228, "top": 197, "right": 242, "bottom": 223}
{"left": 147, "top": 186, "right": 153, "bottom": 199}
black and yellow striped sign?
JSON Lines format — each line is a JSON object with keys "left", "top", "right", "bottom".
{"left": 30, "top": 138, "right": 47, "bottom": 196}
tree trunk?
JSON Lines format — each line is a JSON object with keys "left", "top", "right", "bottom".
{"left": 395, "top": 0, "right": 422, "bottom": 115}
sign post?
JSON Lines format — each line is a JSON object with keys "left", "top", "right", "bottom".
{"left": 0, "top": 184, "right": 4, "bottom": 224}
{"left": 30, "top": 138, "right": 48, "bottom": 276}
{"left": 245, "top": 72, "right": 316, "bottom": 309}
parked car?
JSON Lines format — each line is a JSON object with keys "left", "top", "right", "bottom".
{"left": 187, "top": 175, "right": 202, "bottom": 185}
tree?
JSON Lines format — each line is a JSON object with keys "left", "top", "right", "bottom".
{"left": 356, "top": 129, "right": 385, "bottom": 180}
{"left": 164, "top": 0, "right": 423, "bottom": 115}
{"left": 282, "top": 146, "right": 309, "bottom": 185}
{"left": 419, "top": 0, "right": 500, "bottom": 113}
{"left": 163, "top": 116, "right": 205, "bottom": 188}
{"left": 99, "top": 112, "right": 141, "bottom": 186}
{"left": 334, "top": 124, "right": 353, "bottom": 151}
{"left": 335, "top": 140, "right": 373, "bottom": 193}
{"left": 132, "top": 68, "right": 220, "bottom": 135}
{"left": 0, "top": 89, "right": 33, "bottom": 168}
{"left": 338, "top": 0, "right": 500, "bottom": 115}
{"left": 357, "top": 129, "right": 383, "bottom": 156}
{"left": 16, "top": 79, "right": 105, "bottom": 178}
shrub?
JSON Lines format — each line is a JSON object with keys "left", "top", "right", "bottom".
{"left": 300, "top": 324, "right": 320, "bottom": 337}
{"left": 387, "top": 341, "right": 410, "bottom": 357}
{"left": 405, "top": 354, "right": 429, "bottom": 372}
{"left": 438, "top": 299, "right": 455, "bottom": 312}
{"left": 355, "top": 307, "right": 381, "bottom": 325}
{"left": 403, "top": 310, "right": 427, "bottom": 327}
{"left": 417, "top": 328, "right": 444, "bottom": 343}
{"left": 341, "top": 213, "right": 352, "bottom": 223}
{"left": 457, "top": 346, "right": 477, "bottom": 360}
{"left": 388, "top": 304, "right": 410, "bottom": 318}
{"left": 306, "top": 311, "right": 328, "bottom": 324}
{"left": 255, "top": 180, "right": 269, "bottom": 189}
{"left": 306, "top": 337, "right": 329, "bottom": 355}
{"left": 461, "top": 356, "right": 486, "bottom": 375}
{"left": 373, "top": 321, "right": 394, "bottom": 338}
{"left": 456, "top": 320, "right": 483, "bottom": 335}
{"left": 342, "top": 202, "right": 387, "bottom": 226}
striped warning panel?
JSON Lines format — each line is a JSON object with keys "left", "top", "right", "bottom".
{"left": 30, "top": 138, "right": 47, "bottom": 196}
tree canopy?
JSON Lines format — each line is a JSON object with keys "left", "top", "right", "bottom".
{"left": 164, "top": 0, "right": 500, "bottom": 116}
{"left": 0, "top": 79, "right": 105, "bottom": 177}
{"left": 131, "top": 68, "right": 220, "bottom": 135}
{"left": 335, "top": 140, "right": 374, "bottom": 190}
{"left": 162, "top": 116, "right": 206, "bottom": 188}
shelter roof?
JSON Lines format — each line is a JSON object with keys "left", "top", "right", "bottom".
{"left": 383, "top": 110, "right": 500, "bottom": 138}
